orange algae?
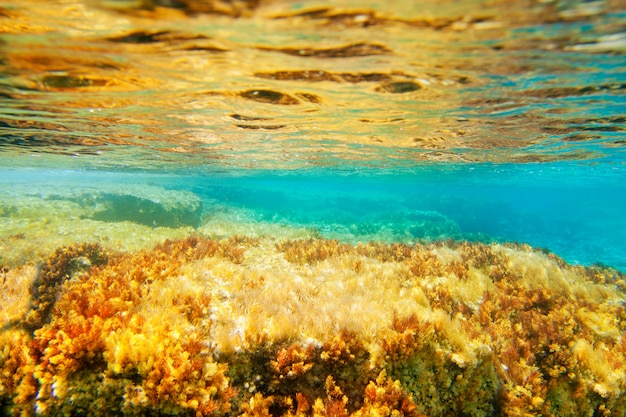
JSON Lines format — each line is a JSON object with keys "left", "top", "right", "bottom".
{"left": 1, "top": 236, "right": 625, "bottom": 416}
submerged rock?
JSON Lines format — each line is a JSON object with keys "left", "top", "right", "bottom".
{"left": 84, "top": 187, "right": 203, "bottom": 228}
{"left": 0, "top": 183, "right": 203, "bottom": 228}
{"left": 1, "top": 236, "right": 624, "bottom": 416}
{"left": 0, "top": 183, "right": 203, "bottom": 267}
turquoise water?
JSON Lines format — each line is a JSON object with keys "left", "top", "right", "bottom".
{"left": 2, "top": 161, "right": 625, "bottom": 271}
{"left": 1, "top": 0, "right": 625, "bottom": 270}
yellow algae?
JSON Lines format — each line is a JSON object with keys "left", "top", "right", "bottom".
{"left": 0, "top": 266, "right": 38, "bottom": 327}
{"left": 572, "top": 340, "right": 626, "bottom": 398}
{"left": 0, "top": 235, "right": 625, "bottom": 416}
{"left": 576, "top": 308, "right": 621, "bottom": 341}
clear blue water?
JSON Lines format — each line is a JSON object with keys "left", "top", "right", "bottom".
{"left": 193, "top": 163, "right": 626, "bottom": 270}
{"left": 2, "top": 161, "right": 625, "bottom": 271}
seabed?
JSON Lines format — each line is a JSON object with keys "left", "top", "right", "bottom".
{"left": 1, "top": 228, "right": 625, "bottom": 416}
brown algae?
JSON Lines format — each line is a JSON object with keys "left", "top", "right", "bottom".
{"left": 1, "top": 235, "right": 625, "bottom": 416}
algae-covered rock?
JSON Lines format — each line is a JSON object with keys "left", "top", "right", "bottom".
{"left": 0, "top": 183, "right": 202, "bottom": 266}
{"left": 0, "top": 183, "right": 202, "bottom": 228}
{"left": 82, "top": 187, "right": 203, "bottom": 228}
{"left": 1, "top": 236, "right": 625, "bottom": 416}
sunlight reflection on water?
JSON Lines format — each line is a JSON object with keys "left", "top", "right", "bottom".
{"left": 0, "top": 0, "right": 624, "bottom": 170}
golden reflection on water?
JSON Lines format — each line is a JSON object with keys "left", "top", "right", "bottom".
{"left": 0, "top": 0, "right": 624, "bottom": 169}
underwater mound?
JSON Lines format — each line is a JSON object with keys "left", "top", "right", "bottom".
{"left": 1, "top": 235, "right": 625, "bottom": 416}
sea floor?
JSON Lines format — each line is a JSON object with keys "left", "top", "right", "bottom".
{"left": 1, "top": 169, "right": 625, "bottom": 416}
{"left": 1, "top": 231, "right": 625, "bottom": 416}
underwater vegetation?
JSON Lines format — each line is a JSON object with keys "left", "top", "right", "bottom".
{"left": 0, "top": 182, "right": 204, "bottom": 268}
{"left": 1, "top": 235, "right": 625, "bottom": 416}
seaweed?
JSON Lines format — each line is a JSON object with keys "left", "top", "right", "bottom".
{"left": 23, "top": 243, "right": 108, "bottom": 332}
{"left": 1, "top": 236, "right": 625, "bottom": 416}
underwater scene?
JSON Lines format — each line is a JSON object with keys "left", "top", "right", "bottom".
{"left": 1, "top": 0, "right": 626, "bottom": 416}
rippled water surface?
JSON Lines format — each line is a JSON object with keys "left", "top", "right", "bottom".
{"left": 1, "top": 0, "right": 625, "bottom": 269}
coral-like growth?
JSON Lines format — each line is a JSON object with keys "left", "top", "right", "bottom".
{"left": 382, "top": 313, "right": 435, "bottom": 361}
{"left": 1, "top": 235, "right": 256, "bottom": 415}
{"left": 320, "top": 331, "right": 364, "bottom": 367}
{"left": 276, "top": 239, "right": 352, "bottom": 264}
{"left": 240, "top": 392, "right": 276, "bottom": 417}
{"left": 320, "top": 376, "right": 349, "bottom": 417}
{"left": 1, "top": 236, "right": 625, "bottom": 416}
{"left": 24, "top": 243, "right": 108, "bottom": 331}
{"left": 354, "top": 371, "right": 420, "bottom": 417}
{"left": 271, "top": 343, "right": 316, "bottom": 381}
